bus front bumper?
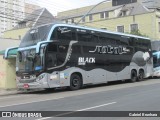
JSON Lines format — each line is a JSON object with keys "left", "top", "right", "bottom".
{"left": 17, "top": 82, "right": 49, "bottom": 89}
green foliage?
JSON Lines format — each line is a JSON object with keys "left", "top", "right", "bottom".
{"left": 129, "top": 30, "right": 148, "bottom": 37}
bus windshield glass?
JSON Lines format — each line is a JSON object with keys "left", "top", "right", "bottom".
{"left": 17, "top": 49, "right": 44, "bottom": 72}
{"left": 19, "top": 24, "right": 53, "bottom": 47}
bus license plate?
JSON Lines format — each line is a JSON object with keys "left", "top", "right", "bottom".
{"left": 23, "top": 84, "right": 29, "bottom": 88}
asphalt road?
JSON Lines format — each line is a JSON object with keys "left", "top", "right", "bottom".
{"left": 0, "top": 78, "right": 160, "bottom": 120}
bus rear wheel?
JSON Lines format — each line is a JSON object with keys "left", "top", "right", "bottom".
{"left": 130, "top": 70, "right": 137, "bottom": 82}
{"left": 137, "top": 70, "right": 144, "bottom": 81}
{"left": 70, "top": 74, "right": 82, "bottom": 91}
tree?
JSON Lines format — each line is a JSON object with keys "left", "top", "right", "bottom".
{"left": 129, "top": 30, "right": 148, "bottom": 37}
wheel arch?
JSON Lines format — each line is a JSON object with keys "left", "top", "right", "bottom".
{"left": 70, "top": 72, "right": 83, "bottom": 84}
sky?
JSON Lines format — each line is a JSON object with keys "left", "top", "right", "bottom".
{"left": 26, "top": 0, "right": 109, "bottom": 16}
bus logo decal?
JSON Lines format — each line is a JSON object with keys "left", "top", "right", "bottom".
{"left": 89, "top": 45, "right": 130, "bottom": 55}
{"left": 78, "top": 57, "right": 95, "bottom": 65}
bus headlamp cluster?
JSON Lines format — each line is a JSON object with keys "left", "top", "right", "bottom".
{"left": 30, "top": 75, "right": 36, "bottom": 79}
{"left": 37, "top": 74, "right": 45, "bottom": 81}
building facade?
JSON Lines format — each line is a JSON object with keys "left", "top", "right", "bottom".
{"left": 0, "top": 0, "right": 25, "bottom": 36}
{"left": 57, "top": 0, "right": 160, "bottom": 40}
{"left": 3, "top": 8, "right": 56, "bottom": 39}
{"left": 25, "top": 2, "right": 41, "bottom": 15}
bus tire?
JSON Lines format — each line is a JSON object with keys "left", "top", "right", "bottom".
{"left": 137, "top": 70, "right": 144, "bottom": 81}
{"left": 130, "top": 70, "right": 137, "bottom": 82}
{"left": 70, "top": 74, "right": 82, "bottom": 91}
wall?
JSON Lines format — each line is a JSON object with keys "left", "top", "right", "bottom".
{"left": 57, "top": 1, "right": 112, "bottom": 18}
{"left": 0, "top": 38, "right": 20, "bottom": 51}
{"left": 0, "top": 55, "right": 7, "bottom": 89}
{"left": 80, "top": 12, "right": 157, "bottom": 39}
{"left": 3, "top": 27, "right": 29, "bottom": 40}
{"left": 0, "top": 55, "right": 16, "bottom": 89}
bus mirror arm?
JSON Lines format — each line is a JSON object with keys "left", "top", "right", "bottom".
{"left": 4, "top": 47, "right": 18, "bottom": 59}
{"left": 36, "top": 41, "right": 53, "bottom": 54}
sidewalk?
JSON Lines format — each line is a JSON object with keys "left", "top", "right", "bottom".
{"left": 0, "top": 89, "right": 19, "bottom": 96}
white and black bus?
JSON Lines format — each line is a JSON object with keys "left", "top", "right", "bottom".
{"left": 4, "top": 23, "right": 153, "bottom": 90}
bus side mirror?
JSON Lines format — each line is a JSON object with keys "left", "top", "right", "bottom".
{"left": 4, "top": 47, "right": 18, "bottom": 59}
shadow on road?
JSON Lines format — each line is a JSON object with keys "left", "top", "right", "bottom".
{"left": 17, "top": 78, "right": 152, "bottom": 95}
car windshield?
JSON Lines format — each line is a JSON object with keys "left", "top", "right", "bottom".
{"left": 19, "top": 24, "right": 53, "bottom": 47}
{"left": 16, "top": 49, "right": 44, "bottom": 72}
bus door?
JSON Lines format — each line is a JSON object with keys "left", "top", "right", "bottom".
{"left": 46, "top": 43, "right": 60, "bottom": 87}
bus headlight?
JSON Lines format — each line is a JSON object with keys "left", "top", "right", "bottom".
{"left": 37, "top": 74, "right": 45, "bottom": 81}
{"left": 50, "top": 75, "right": 58, "bottom": 80}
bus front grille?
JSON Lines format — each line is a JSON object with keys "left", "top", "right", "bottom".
{"left": 19, "top": 79, "right": 36, "bottom": 83}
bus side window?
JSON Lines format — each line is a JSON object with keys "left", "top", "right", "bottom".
{"left": 77, "top": 31, "right": 91, "bottom": 42}
{"left": 72, "top": 45, "right": 81, "bottom": 54}
{"left": 50, "top": 29, "right": 57, "bottom": 40}
{"left": 58, "top": 45, "right": 68, "bottom": 53}
{"left": 91, "top": 31, "right": 99, "bottom": 43}
{"left": 57, "top": 27, "right": 72, "bottom": 41}
{"left": 71, "top": 28, "right": 77, "bottom": 40}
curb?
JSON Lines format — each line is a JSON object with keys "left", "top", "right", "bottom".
{"left": 0, "top": 89, "right": 19, "bottom": 96}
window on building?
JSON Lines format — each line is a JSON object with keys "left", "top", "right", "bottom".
{"left": 71, "top": 18, "right": 74, "bottom": 23}
{"left": 123, "top": 11, "right": 127, "bottom": 16}
{"left": 82, "top": 17, "right": 85, "bottom": 22}
{"left": 117, "top": 25, "right": 124, "bottom": 33}
{"left": 100, "top": 11, "right": 109, "bottom": 19}
{"left": 101, "top": 28, "right": 107, "bottom": 30}
{"left": 100, "top": 12, "right": 105, "bottom": 19}
{"left": 130, "top": 24, "right": 138, "bottom": 32}
{"left": 89, "top": 14, "right": 93, "bottom": 21}
{"left": 65, "top": 19, "right": 68, "bottom": 23}
{"left": 159, "top": 22, "right": 160, "bottom": 32}
{"left": 105, "top": 11, "right": 109, "bottom": 18}
{"left": 19, "top": 35, "right": 21, "bottom": 40}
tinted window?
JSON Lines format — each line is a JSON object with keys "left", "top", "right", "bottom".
{"left": 58, "top": 45, "right": 68, "bottom": 53}
{"left": 72, "top": 45, "right": 81, "bottom": 54}
{"left": 48, "top": 44, "right": 57, "bottom": 52}
{"left": 71, "top": 28, "right": 77, "bottom": 40}
{"left": 77, "top": 29, "right": 91, "bottom": 42}
{"left": 99, "top": 33, "right": 117, "bottom": 44}
{"left": 20, "top": 24, "right": 53, "bottom": 47}
{"left": 51, "top": 27, "right": 72, "bottom": 41}
{"left": 57, "top": 27, "right": 72, "bottom": 40}
{"left": 83, "top": 46, "right": 96, "bottom": 53}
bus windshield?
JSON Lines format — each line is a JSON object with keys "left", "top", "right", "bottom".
{"left": 19, "top": 24, "right": 53, "bottom": 48}
{"left": 16, "top": 49, "right": 44, "bottom": 72}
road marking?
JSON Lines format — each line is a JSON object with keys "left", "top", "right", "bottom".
{"left": 0, "top": 94, "right": 32, "bottom": 100}
{"left": 36, "top": 101, "right": 116, "bottom": 120}
{"left": 77, "top": 102, "right": 116, "bottom": 111}
{"left": 0, "top": 97, "right": 64, "bottom": 108}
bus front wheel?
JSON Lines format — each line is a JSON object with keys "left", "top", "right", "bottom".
{"left": 70, "top": 74, "right": 82, "bottom": 91}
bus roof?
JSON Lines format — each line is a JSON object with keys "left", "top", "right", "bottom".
{"left": 37, "top": 23, "right": 150, "bottom": 40}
